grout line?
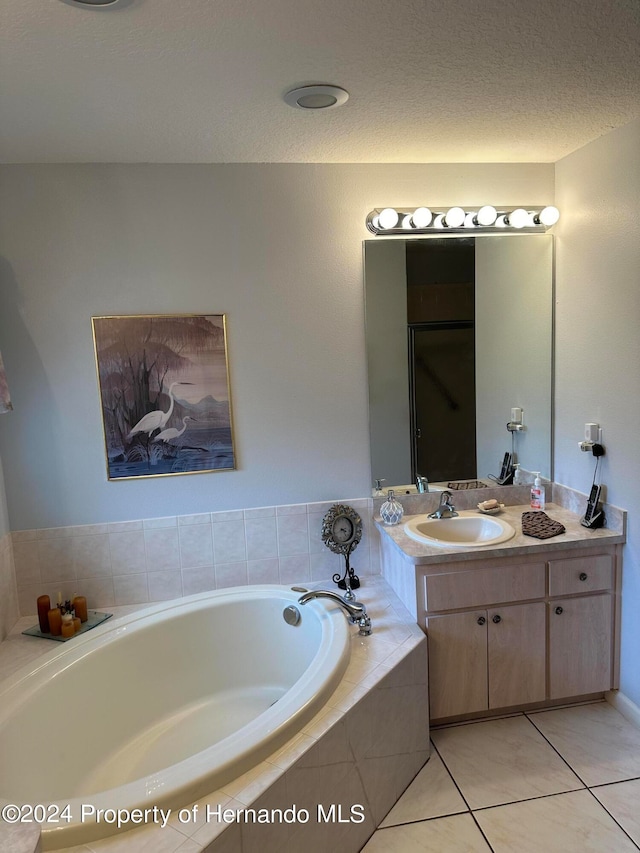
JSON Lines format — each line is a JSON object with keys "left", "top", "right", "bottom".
{"left": 430, "top": 738, "right": 474, "bottom": 812}
{"left": 585, "top": 786, "right": 640, "bottom": 851}
{"left": 522, "top": 712, "right": 590, "bottom": 788}
{"left": 469, "top": 810, "right": 496, "bottom": 852}
{"left": 469, "top": 785, "right": 586, "bottom": 814}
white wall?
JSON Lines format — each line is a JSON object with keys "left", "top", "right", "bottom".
{"left": 0, "top": 163, "right": 553, "bottom": 529}
{"left": 475, "top": 235, "right": 553, "bottom": 481}
{"left": 0, "top": 453, "right": 8, "bottom": 540}
{"left": 364, "top": 240, "right": 411, "bottom": 488}
{"left": 555, "top": 118, "right": 640, "bottom": 708}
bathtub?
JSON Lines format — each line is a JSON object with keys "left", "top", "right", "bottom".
{"left": 0, "top": 585, "right": 350, "bottom": 850}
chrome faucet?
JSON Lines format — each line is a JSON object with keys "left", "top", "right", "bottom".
{"left": 298, "top": 590, "right": 372, "bottom": 636}
{"left": 415, "top": 474, "right": 429, "bottom": 493}
{"left": 428, "top": 490, "right": 458, "bottom": 519}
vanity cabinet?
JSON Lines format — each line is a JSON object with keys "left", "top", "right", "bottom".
{"left": 428, "top": 602, "right": 546, "bottom": 719}
{"left": 418, "top": 548, "right": 619, "bottom": 724}
{"left": 547, "top": 554, "right": 615, "bottom": 699}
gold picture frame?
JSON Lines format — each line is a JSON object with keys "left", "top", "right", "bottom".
{"left": 92, "top": 313, "right": 236, "bottom": 480}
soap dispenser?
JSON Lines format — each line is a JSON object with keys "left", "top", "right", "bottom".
{"left": 380, "top": 490, "right": 404, "bottom": 525}
{"left": 530, "top": 473, "right": 546, "bottom": 511}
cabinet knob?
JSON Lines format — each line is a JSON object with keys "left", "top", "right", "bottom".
{"left": 477, "top": 616, "right": 486, "bottom": 626}
{"left": 555, "top": 606, "right": 564, "bottom": 615}
{"left": 492, "top": 614, "right": 502, "bottom": 624}
{"left": 579, "top": 572, "right": 588, "bottom": 581}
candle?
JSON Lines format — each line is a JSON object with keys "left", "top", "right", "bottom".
{"left": 37, "top": 595, "right": 51, "bottom": 634}
{"left": 72, "top": 595, "right": 88, "bottom": 623}
{"left": 56, "top": 590, "right": 63, "bottom": 606}
{"left": 72, "top": 617, "right": 82, "bottom": 633}
{"left": 61, "top": 613, "right": 74, "bottom": 638}
{"left": 47, "top": 608, "right": 62, "bottom": 636}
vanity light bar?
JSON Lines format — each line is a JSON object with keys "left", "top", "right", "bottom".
{"left": 366, "top": 206, "right": 560, "bottom": 235}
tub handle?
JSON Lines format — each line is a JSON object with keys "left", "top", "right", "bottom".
{"left": 283, "top": 605, "right": 302, "bottom": 626}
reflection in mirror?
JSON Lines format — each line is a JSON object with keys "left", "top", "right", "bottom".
{"left": 364, "top": 235, "right": 553, "bottom": 493}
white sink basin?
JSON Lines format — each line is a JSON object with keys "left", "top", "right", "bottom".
{"left": 404, "top": 511, "right": 516, "bottom": 548}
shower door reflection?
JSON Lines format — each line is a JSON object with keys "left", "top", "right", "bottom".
{"left": 410, "top": 323, "right": 476, "bottom": 483}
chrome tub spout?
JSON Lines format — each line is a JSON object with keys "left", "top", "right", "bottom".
{"left": 298, "top": 589, "right": 372, "bottom": 636}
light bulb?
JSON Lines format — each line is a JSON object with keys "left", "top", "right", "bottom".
{"left": 507, "top": 208, "right": 529, "bottom": 229}
{"left": 371, "top": 214, "right": 380, "bottom": 229}
{"left": 378, "top": 208, "right": 399, "bottom": 229}
{"left": 495, "top": 215, "right": 507, "bottom": 228}
{"left": 402, "top": 214, "right": 413, "bottom": 229}
{"left": 411, "top": 207, "right": 432, "bottom": 228}
{"left": 464, "top": 213, "right": 476, "bottom": 228}
{"left": 538, "top": 206, "right": 560, "bottom": 226}
{"left": 476, "top": 205, "right": 497, "bottom": 226}
{"left": 444, "top": 207, "right": 465, "bottom": 228}
{"left": 433, "top": 213, "right": 445, "bottom": 228}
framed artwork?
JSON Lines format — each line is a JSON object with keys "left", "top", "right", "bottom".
{"left": 92, "top": 314, "right": 236, "bottom": 480}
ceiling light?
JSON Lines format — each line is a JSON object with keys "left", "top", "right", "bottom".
{"left": 60, "top": 0, "right": 122, "bottom": 5}
{"left": 284, "top": 85, "right": 349, "bottom": 110}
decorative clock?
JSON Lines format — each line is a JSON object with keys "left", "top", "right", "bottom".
{"left": 321, "top": 503, "right": 363, "bottom": 595}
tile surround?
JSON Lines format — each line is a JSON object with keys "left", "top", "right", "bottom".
{"left": 11, "top": 500, "right": 380, "bottom": 616}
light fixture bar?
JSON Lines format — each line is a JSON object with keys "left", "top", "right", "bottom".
{"left": 366, "top": 206, "right": 559, "bottom": 235}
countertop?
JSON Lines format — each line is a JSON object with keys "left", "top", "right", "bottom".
{"left": 375, "top": 502, "right": 626, "bottom": 566}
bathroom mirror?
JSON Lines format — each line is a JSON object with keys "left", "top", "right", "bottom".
{"left": 364, "top": 234, "right": 553, "bottom": 491}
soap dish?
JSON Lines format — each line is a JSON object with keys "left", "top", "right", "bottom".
{"left": 477, "top": 502, "right": 505, "bottom": 515}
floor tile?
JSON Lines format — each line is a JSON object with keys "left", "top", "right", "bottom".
{"left": 431, "top": 715, "right": 582, "bottom": 809}
{"left": 592, "top": 778, "right": 640, "bottom": 845}
{"left": 528, "top": 701, "right": 640, "bottom": 786}
{"left": 380, "top": 750, "right": 467, "bottom": 827}
{"left": 475, "top": 788, "right": 639, "bottom": 852}
{"left": 362, "top": 813, "right": 491, "bottom": 852}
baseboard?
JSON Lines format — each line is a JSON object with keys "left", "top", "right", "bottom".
{"left": 606, "top": 690, "right": 640, "bottom": 729}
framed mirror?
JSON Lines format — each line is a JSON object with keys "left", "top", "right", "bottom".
{"left": 364, "top": 234, "right": 553, "bottom": 492}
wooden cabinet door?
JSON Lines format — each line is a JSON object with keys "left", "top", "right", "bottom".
{"left": 488, "top": 602, "right": 546, "bottom": 709}
{"left": 427, "top": 611, "right": 488, "bottom": 720}
{"left": 549, "top": 594, "right": 613, "bottom": 699}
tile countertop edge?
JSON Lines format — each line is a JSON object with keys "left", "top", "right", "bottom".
{"left": 375, "top": 502, "right": 626, "bottom": 566}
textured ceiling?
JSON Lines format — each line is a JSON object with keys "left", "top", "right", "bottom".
{"left": 1, "top": 0, "right": 639, "bottom": 164}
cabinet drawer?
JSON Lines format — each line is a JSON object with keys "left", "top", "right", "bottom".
{"left": 548, "top": 554, "right": 613, "bottom": 596}
{"left": 425, "top": 563, "right": 546, "bottom": 612}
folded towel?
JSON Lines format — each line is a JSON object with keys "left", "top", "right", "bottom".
{"left": 521, "top": 511, "right": 566, "bottom": 539}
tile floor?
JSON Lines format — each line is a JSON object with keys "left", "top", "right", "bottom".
{"left": 362, "top": 701, "right": 640, "bottom": 852}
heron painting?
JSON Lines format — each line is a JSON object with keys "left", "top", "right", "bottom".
{"left": 92, "top": 314, "right": 236, "bottom": 480}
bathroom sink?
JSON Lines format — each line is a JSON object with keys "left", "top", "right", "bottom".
{"left": 403, "top": 511, "right": 516, "bottom": 548}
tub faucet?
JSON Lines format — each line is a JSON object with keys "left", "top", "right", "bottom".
{"left": 416, "top": 474, "right": 429, "bottom": 493}
{"left": 428, "top": 490, "right": 458, "bottom": 519}
{"left": 298, "top": 590, "right": 372, "bottom": 636}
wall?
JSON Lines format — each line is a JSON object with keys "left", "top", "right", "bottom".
{"left": 0, "top": 452, "right": 18, "bottom": 637}
{"left": 554, "top": 117, "right": 640, "bottom": 708}
{"left": 0, "top": 163, "right": 553, "bottom": 530}
{"left": 476, "top": 235, "right": 553, "bottom": 481}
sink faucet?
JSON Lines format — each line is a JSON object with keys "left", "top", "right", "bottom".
{"left": 298, "top": 590, "right": 372, "bottom": 635}
{"left": 428, "top": 490, "right": 458, "bottom": 519}
{"left": 415, "top": 474, "right": 429, "bottom": 493}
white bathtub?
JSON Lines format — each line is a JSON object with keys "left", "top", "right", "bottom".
{"left": 0, "top": 585, "right": 350, "bottom": 850}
